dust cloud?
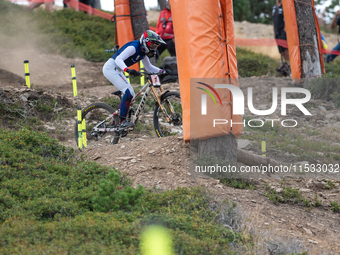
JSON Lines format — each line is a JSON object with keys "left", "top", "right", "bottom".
{"left": 0, "top": 4, "right": 80, "bottom": 88}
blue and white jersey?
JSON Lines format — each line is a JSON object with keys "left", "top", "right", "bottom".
{"left": 112, "top": 40, "right": 145, "bottom": 68}
{"left": 111, "top": 40, "right": 161, "bottom": 73}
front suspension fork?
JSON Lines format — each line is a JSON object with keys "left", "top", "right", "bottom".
{"left": 151, "top": 86, "right": 175, "bottom": 123}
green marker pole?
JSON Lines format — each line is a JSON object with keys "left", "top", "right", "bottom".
{"left": 24, "top": 60, "right": 30, "bottom": 88}
{"left": 262, "top": 137, "right": 266, "bottom": 157}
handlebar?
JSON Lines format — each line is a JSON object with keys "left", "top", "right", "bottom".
{"left": 138, "top": 70, "right": 167, "bottom": 76}
{"left": 105, "top": 45, "right": 120, "bottom": 53}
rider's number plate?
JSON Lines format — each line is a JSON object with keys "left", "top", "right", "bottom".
{"left": 151, "top": 75, "right": 161, "bottom": 86}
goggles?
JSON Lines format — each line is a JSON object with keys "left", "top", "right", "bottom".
{"left": 148, "top": 42, "right": 160, "bottom": 50}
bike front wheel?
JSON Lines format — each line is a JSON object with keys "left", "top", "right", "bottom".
{"left": 74, "top": 103, "right": 120, "bottom": 148}
{"left": 153, "top": 91, "right": 182, "bottom": 138}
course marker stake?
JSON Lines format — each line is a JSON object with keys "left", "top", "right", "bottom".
{"left": 24, "top": 60, "right": 30, "bottom": 88}
{"left": 262, "top": 137, "right": 266, "bottom": 157}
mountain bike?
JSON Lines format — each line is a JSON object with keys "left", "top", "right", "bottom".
{"left": 74, "top": 71, "right": 182, "bottom": 147}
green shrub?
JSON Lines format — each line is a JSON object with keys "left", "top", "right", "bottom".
{"left": 330, "top": 201, "right": 340, "bottom": 212}
{"left": 309, "top": 77, "right": 340, "bottom": 108}
{"left": 314, "top": 194, "right": 322, "bottom": 207}
{"left": 0, "top": 129, "right": 130, "bottom": 222}
{"left": 308, "top": 61, "right": 340, "bottom": 108}
{"left": 236, "top": 47, "right": 279, "bottom": 77}
{"left": 326, "top": 180, "right": 335, "bottom": 189}
{"left": 0, "top": 129, "right": 245, "bottom": 253}
{"left": 264, "top": 184, "right": 302, "bottom": 205}
{"left": 92, "top": 171, "right": 145, "bottom": 212}
{"left": 0, "top": 186, "right": 242, "bottom": 254}
{"left": 220, "top": 178, "right": 256, "bottom": 189}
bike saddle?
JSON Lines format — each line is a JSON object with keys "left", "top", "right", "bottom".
{"left": 111, "top": 91, "right": 122, "bottom": 97}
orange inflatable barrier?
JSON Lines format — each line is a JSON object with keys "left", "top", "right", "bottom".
{"left": 312, "top": 0, "right": 325, "bottom": 74}
{"left": 222, "top": 0, "right": 243, "bottom": 138}
{"left": 170, "top": 0, "right": 242, "bottom": 142}
{"left": 114, "top": 0, "right": 138, "bottom": 70}
{"left": 282, "top": 0, "right": 301, "bottom": 79}
{"left": 114, "top": 0, "right": 134, "bottom": 47}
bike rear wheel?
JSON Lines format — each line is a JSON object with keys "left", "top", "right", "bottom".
{"left": 153, "top": 91, "right": 182, "bottom": 137}
{"left": 74, "top": 103, "right": 120, "bottom": 148}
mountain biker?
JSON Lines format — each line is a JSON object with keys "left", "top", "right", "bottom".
{"left": 103, "top": 30, "right": 167, "bottom": 130}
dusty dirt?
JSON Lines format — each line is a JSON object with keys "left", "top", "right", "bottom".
{"left": 1, "top": 19, "right": 340, "bottom": 255}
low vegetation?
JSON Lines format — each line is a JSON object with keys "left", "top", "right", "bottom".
{"left": 236, "top": 47, "right": 279, "bottom": 77}
{"left": 0, "top": 89, "right": 74, "bottom": 130}
{"left": 309, "top": 61, "right": 340, "bottom": 108}
{"left": 0, "top": 129, "right": 247, "bottom": 254}
{"left": 264, "top": 183, "right": 340, "bottom": 212}
{"left": 241, "top": 116, "right": 340, "bottom": 164}
{"left": 220, "top": 178, "right": 256, "bottom": 190}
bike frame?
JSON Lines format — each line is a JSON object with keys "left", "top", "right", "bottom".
{"left": 131, "top": 82, "right": 152, "bottom": 124}
{"left": 120, "top": 74, "right": 175, "bottom": 125}
{"left": 92, "top": 74, "right": 176, "bottom": 133}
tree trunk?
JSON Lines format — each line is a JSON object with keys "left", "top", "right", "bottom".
{"left": 191, "top": 134, "right": 238, "bottom": 179}
{"left": 294, "top": 0, "right": 322, "bottom": 85}
{"left": 92, "top": 0, "right": 101, "bottom": 9}
{"left": 158, "top": 0, "right": 167, "bottom": 10}
{"left": 129, "top": 0, "right": 149, "bottom": 40}
{"left": 198, "top": 135, "right": 237, "bottom": 164}
{"left": 129, "top": 0, "right": 157, "bottom": 65}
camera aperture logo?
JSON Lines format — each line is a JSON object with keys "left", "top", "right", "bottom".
{"left": 196, "top": 82, "right": 312, "bottom": 128}
{"left": 196, "top": 82, "right": 222, "bottom": 114}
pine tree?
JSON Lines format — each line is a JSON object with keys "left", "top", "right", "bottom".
{"left": 92, "top": 171, "right": 145, "bottom": 212}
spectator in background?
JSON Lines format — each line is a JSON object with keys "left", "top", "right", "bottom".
{"left": 156, "top": 1, "right": 176, "bottom": 60}
{"left": 63, "top": 0, "right": 79, "bottom": 11}
{"left": 27, "top": 0, "right": 53, "bottom": 12}
{"left": 272, "top": 0, "right": 290, "bottom": 76}
{"left": 79, "top": 0, "right": 93, "bottom": 15}
{"left": 63, "top": 0, "right": 92, "bottom": 14}
{"left": 327, "top": 10, "right": 340, "bottom": 63}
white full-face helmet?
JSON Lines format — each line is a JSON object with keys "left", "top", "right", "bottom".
{"left": 140, "top": 30, "right": 166, "bottom": 57}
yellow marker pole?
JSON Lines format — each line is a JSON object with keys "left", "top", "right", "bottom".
{"left": 262, "top": 137, "right": 266, "bottom": 157}
{"left": 24, "top": 60, "right": 30, "bottom": 88}
{"left": 82, "top": 119, "right": 87, "bottom": 148}
{"left": 77, "top": 106, "right": 83, "bottom": 150}
{"left": 71, "top": 65, "right": 77, "bottom": 97}
{"left": 140, "top": 61, "right": 145, "bottom": 86}
{"left": 125, "top": 71, "right": 130, "bottom": 83}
